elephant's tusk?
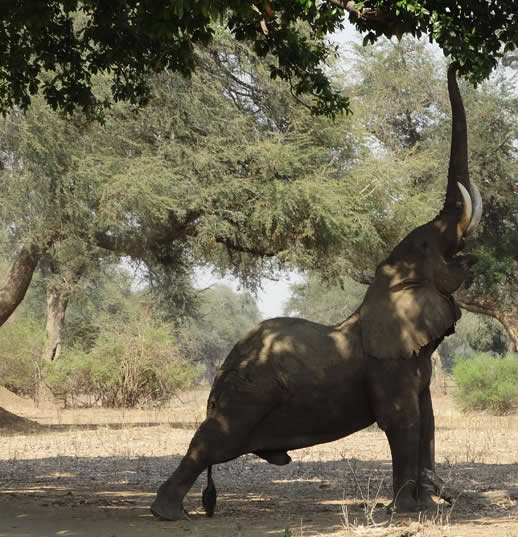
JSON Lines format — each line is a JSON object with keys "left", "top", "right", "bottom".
{"left": 456, "top": 182, "right": 472, "bottom": 238}
{"left": 465, "top": 183, "right": 482, "bottom": 236}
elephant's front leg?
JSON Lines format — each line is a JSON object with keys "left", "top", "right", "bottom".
{"left": 385, "top": 412, "right": 422, "bottom": 512}
{"left": 417, "top": 386, "right": 437, "bottom": 506}
{"left": 368, "top": 357, "right": 433, "bottom": 512}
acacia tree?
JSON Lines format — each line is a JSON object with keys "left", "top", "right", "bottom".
{"left": 1, "top": 1, "right": 516, "bottom": 325}
{"left": 0, "top": 30, "right": 370, "bottom": 358}
{"left": 284, "top": 275, "right": 365, "bottom": 325}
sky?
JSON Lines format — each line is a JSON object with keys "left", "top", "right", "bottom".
{"left": 194, "top": 267, "right": 304, "bottom": 320}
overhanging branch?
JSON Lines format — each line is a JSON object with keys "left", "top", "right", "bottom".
{"left": 326, "top": 0, "right": 399, "bottom": 26}
{"left": 215, "top": 237, "right": 276, "bottom": 258}
{"left": 0, "top": 243, "right": 42, "bottom": 326}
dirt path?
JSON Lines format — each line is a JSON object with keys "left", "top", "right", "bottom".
{"left": 1, "top": 388, "right": 517, "bottom": 537}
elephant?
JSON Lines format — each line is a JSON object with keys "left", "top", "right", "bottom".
{"left": 150, "top": 65, "right": 483, "bottom": 520}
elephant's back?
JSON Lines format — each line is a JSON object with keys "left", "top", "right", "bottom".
{"left": 207, "top": 316, "right": 363, "bottom": 409}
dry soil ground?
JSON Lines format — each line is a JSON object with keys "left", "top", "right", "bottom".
{"left": 0, "top": 386, "right": 517, "bottom": 537}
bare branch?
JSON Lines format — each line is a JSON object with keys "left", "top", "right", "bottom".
{"left": 327, "top": 0, "right": 399, "bottom": 26}
{"left": 215, "top": 237, "right": 276, "bottom": 258}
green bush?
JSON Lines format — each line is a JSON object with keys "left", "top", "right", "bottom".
{"left": 452, "top": 353, "right": 518, "bottom": 415}
{"left": 47, "top": 319, "right": 200, "bottom": 407}
{"left": 0, "top": 317, "right": 44, "bottom": 397}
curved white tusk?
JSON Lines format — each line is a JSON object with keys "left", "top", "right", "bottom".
{"left": 457, "top": 182, "right": 472, "bottom": 238}
{"left": 465, "top": 183, "right": 483, "bottom": 236}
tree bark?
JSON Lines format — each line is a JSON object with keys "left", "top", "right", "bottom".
{"left": 431, "top": 350, "right": 447, "bottom": 394}
{"left": 0, "top": 243, "right": 41, "bottom": 327}
{"left": 35, "top": 265, "right": 84, "bottom": 407}
{"left": 41, "top": 284, "right": 70, "bottom": 364}
{"left": 456, "top": 290, "right": 518, "bottom": 353}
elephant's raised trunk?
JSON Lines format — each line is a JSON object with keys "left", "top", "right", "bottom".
{"left": 444, "top": 64, "right": 470, "bottom": 212}
{"left": 442, "top": 65, "right": 482, "bottom": 244}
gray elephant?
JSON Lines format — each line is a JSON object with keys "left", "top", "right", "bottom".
{"left": 151, "top": 65, "right": 482, "bottom": 520}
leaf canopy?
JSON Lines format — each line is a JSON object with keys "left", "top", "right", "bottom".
{"left": 0, "top": 1, "right": 516, "bottom": 117}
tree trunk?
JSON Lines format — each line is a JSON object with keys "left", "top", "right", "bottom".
{"left": 499, "top": 314, "right": 518, "bottom": 353}
{"left": 456, "top": 290, "right": 518, "bottom": 353}
{"left": 35, "top": 266, "right": 84, "bottom": 407}
{"left": 0, "top": 243, "right": 41, "bottom": 327}
{"left": 431, "top": 350, "right": 447, "bottom": 394}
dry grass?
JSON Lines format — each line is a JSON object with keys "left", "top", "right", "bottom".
{"left": 0, "top": 387, "right": 517, "bottom": 537}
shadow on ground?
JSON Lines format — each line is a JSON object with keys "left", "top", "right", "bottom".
{"left": 1, "top": 451, "right": 517, "bottom": 537}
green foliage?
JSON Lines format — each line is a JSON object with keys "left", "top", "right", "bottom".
{"left": 3, "top": 35, "right": 513, "bottom": 304}
{"left": 0, "top": 316, "right": 44, "bottom": 396}
{"left": 354, "top": 1, "right": 516, "bottom": 83}
{"left": 0, "top": 2, "right": 516, "bottom": 118}
{"left": 0, "top": 4, "right": 348, "bottom": 118}
{"left": 0, "top": 30, "right": 366, "bottom": 292}
{"left": 452, "top": 354, "right": 518, "bottom": 415}
{"left": 284, "top": 275, "right": 365, "bottom": 325}
{"left": 439, "top": 312, "right": 510, "bottom": 371}
{"left": 47, "top": 319, "right": 199, "bottom": 408}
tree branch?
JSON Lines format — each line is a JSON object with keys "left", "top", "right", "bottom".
{"left": 456, "top": 289, "right": 518, "bottom": 352}
{"left": 0, "top": 243, "right": 42, "bottom": 326}
{"left": 327, "top": 0, "right": 399, "bottom": 26}
{"left": 94, "top": 210, "right": 202, "bottom": 259}
{"left": 214, "top": 237, "right": 276, "bottom": 257}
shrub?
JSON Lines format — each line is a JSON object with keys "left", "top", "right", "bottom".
{"left": 0, "top": 317, "right": 44, "bottom": 397}
{"left": 452, "top": 353, "right": 518, "bottom": 415}
{"left": 47, "top": 319, "right": 200, "bottom": 407}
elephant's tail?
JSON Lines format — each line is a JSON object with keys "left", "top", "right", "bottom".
{"left": 202, "top": 465, "right": 216, "bottom": 517}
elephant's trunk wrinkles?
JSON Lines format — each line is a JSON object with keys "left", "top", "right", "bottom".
{"left": 444, "top": 64, "right": 470, "bottom": 211}
{"left": 441, "top": 65, "right": 482, "bottom": 242}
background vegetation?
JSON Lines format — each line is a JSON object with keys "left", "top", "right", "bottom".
{"left": 452, "top": 354, "right": 518, "bottom": 415}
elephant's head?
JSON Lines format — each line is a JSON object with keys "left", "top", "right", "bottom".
{"left": 359, "top": 66, "right": 482, "bottom": 360}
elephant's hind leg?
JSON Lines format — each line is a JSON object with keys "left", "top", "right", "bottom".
{"left": 151, "top": 414, "right": 258, "bottom": 520}
{"left": 150, "top": 426, "right": 210, "bottom": 521}
{"left": 253, "top": 449, "right": 292, "bottom": 466}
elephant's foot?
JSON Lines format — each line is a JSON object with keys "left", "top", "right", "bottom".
{"left": 421, "top": 468, "right": 455, "bottom": 504}
{"left": 387, "top": 490, "right": 435, "bottom": 514}
{"left": 150, "top": 495, "right": 190, "bottom": 521}
{"left": 151, "top": 481, "right": 190, "bottom": 521}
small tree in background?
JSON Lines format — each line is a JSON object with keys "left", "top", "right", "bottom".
{"left": 0, "top": 316, "right": 44, "bottom": 397}
{"left": 180, "top": 284, "right": 261, "bottom": 382}
{"left": 284, "top": 275, "right": 365, "bottom": 325}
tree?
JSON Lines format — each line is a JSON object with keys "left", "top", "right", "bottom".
{"left": 180, "top": 284, "right": 261, "bottom": 381}
{"left": 284, "top": 274, "right": 365, "bottom": 325}
{"left": 43, "top": 267, "right": 200, "bottom": 408}
{"left": 0, "top": 1, "right": 516, "bottom": 118}
{"left": 336, "top": 39, "right": 518, "bottom": 348}
{"left": 0, "top": 30, "right": 369, "bottom": 331}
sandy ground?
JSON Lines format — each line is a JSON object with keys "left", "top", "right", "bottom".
{"left": 0, "top": 387, "right": 517, "bottom": 537}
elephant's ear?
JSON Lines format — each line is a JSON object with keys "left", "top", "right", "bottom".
{"left": 359, "top": 270, "right": 459, "bottom": 360}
